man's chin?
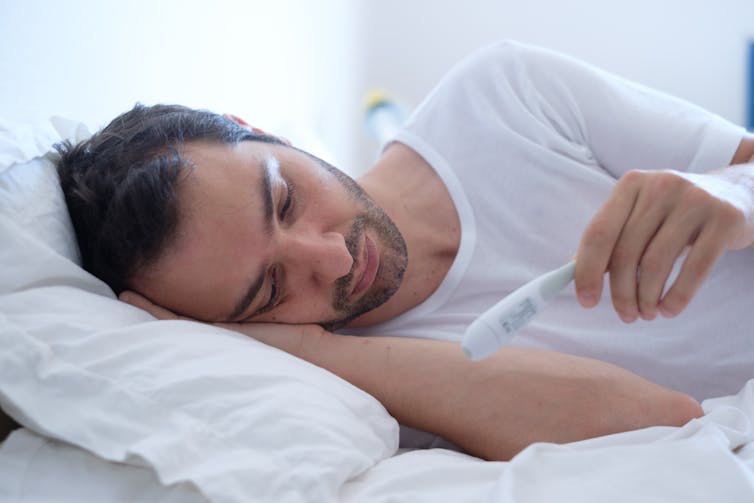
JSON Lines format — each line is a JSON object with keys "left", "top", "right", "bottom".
{"left": 320, "top": 290, "right": 399, "bottom": 332}
{"left": 318, "top": 308, "right": 371, "bottom": 332}
{"left": 318, "top": 318, "right": 351, "bottom": 332}
{"left": 318, "top": 303, "right": 375, "bottom": 331}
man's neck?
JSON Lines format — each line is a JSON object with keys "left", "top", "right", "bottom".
{"left": 348, "top": 142, "right": 460, "bottom": 328}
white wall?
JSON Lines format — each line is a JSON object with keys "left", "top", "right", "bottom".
{"left": 1, "top": 0, "right": 752, "bottom": 175}
{"left": 0, "top": 0, "right": 358, "bottom": 165}
{"left": 351, "top": 0, "right": 754, "bottom": 172}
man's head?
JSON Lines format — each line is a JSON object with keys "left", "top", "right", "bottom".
{"left": 57, "top": 104, "right": 407, "bottom": 329}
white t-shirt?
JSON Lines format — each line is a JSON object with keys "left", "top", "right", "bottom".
{"left": 348, "top": 40, "right": 751, "bottom": 402}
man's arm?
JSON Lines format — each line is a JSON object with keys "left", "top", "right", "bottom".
{"left": 731, "top": 136, "right": 754, "bottom": 165}
{"left": 261, "top": 327, "right": 702, "bottom": 461}
{"left": 121, "top": 292, "right": 702, "bottom": 461}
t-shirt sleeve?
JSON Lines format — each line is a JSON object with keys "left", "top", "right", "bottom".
{"left": 426, "top": 41, "right": 745, "bottom": 178}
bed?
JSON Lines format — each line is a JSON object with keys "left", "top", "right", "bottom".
{"left": 2, "top": 118, "right": 754, "bottom": 502}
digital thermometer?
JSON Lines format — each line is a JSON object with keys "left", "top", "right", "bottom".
{"left": 461, "top": 261, "right": 576, "bottom": 360}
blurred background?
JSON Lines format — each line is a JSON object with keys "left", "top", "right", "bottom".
{"left": 1, "top": 0, "right": 752, "bottom": 175}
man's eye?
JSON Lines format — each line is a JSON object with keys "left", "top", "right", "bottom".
{"left": 266, "top": 281, "right": 277, "bottom": 309}
{"left": 280, "top": 180, "right": 296, "bottom": 219}
{"left": 260, "top": 266, "right": 281, "bottom": 314}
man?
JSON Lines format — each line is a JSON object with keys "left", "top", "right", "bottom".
{"left": 57, "top": 41, "right": 754, "bottom": 461}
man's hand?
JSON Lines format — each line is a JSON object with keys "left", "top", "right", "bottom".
{"left": 575, "top": 163, "right": 754, "bottom": 323}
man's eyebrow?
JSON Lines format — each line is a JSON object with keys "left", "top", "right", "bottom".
{"left": 225, "top": 156, "right": 276, "bottom": 321}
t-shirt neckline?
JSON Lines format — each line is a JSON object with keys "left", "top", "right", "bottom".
{"left": 360, "top": 131, "right": 477, "bottom": 331}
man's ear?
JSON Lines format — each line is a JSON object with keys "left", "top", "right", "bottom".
{"left": 223, "top": 114, "right": 291, "bottom": 145}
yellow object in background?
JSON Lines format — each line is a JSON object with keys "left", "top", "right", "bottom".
{"left": 363, "top": 89, "right": 406, "bottom": 146}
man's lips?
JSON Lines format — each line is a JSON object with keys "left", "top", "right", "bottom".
{"left": 352, "top": 234, "right": 378, "bottom": 297}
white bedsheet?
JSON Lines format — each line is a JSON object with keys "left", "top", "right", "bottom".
{"left": 4, "top": 380, "right": 754, "bottom": 502}
{"left": 343, "top": 380, "right": 754, "bottom": 502}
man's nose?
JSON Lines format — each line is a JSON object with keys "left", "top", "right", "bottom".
{"left": 282, "top": 230, "right": 354, "bottom": 284}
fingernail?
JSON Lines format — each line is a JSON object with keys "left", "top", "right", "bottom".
{"left": 619, "top": 311, "right": 637, "bottom": 324}
{"left": 579, "top": 291, "right": 596, "bottom": 307}
{"left": 639, "top": 310, "right": 657, "bottom": 321}
{"left": 658, "top": 305, "right": 677, "bottom": 318}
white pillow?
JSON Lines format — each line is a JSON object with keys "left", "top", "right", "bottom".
{"left": 0, "top": 118, "right": 398, "bottom": 502}
{"left": 0, "top": 428, "right": 206, "bottom": 502}
{"left": 0, "top": 117, "right": 82, "bottom": 265}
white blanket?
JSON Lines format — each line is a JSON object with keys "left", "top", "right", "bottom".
{"left": 344, "top": 381, "right": 754, "bottom": 502}
{"left": 4, "top": 380, "right": 754, "bottom": 502}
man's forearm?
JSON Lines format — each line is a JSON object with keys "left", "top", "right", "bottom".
{"left": 731, "top": 136, "right": 754, "bottom": 165}
{"left": 240, "top": 324, "right": 702, "bottom": 461}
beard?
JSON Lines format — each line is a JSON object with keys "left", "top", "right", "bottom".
{"left": 300, "top": 151, "right": 408, "bottom": 330}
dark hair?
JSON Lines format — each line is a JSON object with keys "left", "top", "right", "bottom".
{"left": 56, "top": 103, "right": 284, "bottom": 294}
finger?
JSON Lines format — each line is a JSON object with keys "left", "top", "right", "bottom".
{"left": 223, "top": 113, "right": 250, "bottom": 128}
{"left": 119, "top": 290, "right": 182, "bottom": 321}
{"left": 223, "top": 113, "right": 284, "bottom": 141}
{"left": 607, "top": 190, "right": 667, "bottom": 323}
{"left": 575, "top": 172, "right": 641, "bottom": 308}
{"left": 659, "top": 225, "right": 725, "bottom": 318}
{"left": 635, "top": 210, "right": 698, "bottom": 320}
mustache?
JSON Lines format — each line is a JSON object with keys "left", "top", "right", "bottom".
{"left": 333, "top": 215, "right": 367, "bottom": 301}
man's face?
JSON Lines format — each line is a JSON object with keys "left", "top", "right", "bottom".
{"left": 132, "top": 140, "right": 407, "bottom": 329}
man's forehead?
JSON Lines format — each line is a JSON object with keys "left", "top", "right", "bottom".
{"left": 175, "top": 141, "right": 284, "bottom": 207}
{"left": 181, "top": 139, "right": 275, "bottom": 172}
{"left": 173, "top": 141, "right": 277, "bottom": 242}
